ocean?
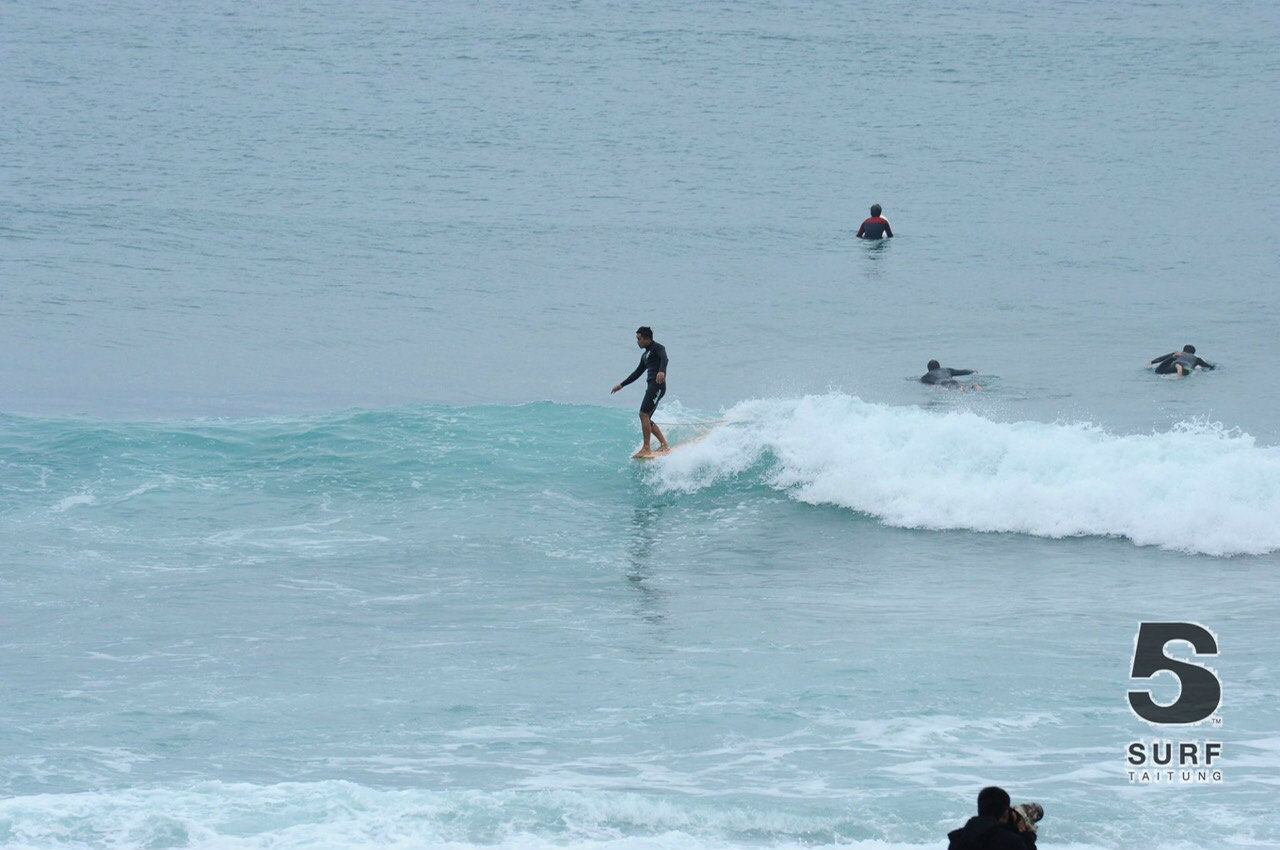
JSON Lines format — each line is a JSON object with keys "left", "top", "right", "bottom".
{"left": 2, "top": 0, "right": 1278, "bottom": 847}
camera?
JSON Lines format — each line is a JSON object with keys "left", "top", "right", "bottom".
{"left": 1010, "top": 802, "right": 1045, "bottom": 832}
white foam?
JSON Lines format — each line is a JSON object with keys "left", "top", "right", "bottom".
{"left": 117, "top": 481, "right": 160, "bottom": 501}
{"left": 50, "top": 492, "right": 95, "bottom": 512}
{"left": 647, "top": 394, "right": 1280, "bottom": 556}
{"left": 0, "top": 782, "right": 943, "bottom": 849}
{"left": 649, "top": 398, "right": 722, "bottom": 429}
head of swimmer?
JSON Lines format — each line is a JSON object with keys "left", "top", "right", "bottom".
{"left": 870, "top": 204, "right": 882, "bottom": 217}
{"left": 927, "top": 359, "right": 941, "bottom": 371}
{"left": 636, "top": 326, "right": 654, "bottom": 348}
{"left": 1182, "top": 344, "right": 1196, "bottom": 354}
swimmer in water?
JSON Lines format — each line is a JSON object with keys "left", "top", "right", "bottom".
{"left": 856, "top": 204, "right": 893, "bottom": 239}
{"left": 1147, "top": 345, "right": 1215, "bottom": 378}
{"left": 921, "top": 360, "right": 980, "bottom": 390}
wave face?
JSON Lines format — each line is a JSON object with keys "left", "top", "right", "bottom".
{"left": 648, "top": 394, "right": 1280, "bottom": 557}
{"left": 3, "top": 402, "right": 1280, "bottom": 850}
{"left": 4, "top": 397, "right": 1278, "bottom": 558}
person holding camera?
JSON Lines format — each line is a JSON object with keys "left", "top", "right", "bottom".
{"left": 947, "top": 786, "right": 1042, "bottom": 850}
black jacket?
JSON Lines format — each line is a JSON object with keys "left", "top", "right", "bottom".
{"left": 1150, "top": 351, "right": 1214, "bottom": 374}
{"left": 947, "top": 816, "right": 1034, "bottom": 850}
{"left": 922, "top": 366, "right": 975, "bottom": 385}
{"left": 620, "top": 341, "right": 669, "bottom": 387}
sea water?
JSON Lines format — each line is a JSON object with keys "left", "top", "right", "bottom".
{"left": 2, "top": 0, "right": 1278, "bottom": 847}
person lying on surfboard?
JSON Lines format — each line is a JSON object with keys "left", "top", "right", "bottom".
{"left": 921, "top": 359, "right": 980, "bottom": 390}
{"left": 611, "top": 326, "right": 670, "bottom": 458}
{"left": 1147, "top": 344, "right": 1215, "bottom": 378}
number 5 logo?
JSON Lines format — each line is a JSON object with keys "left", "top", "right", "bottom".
{"left": 1128, "top": 622, "right": 1221, "bottom": 725}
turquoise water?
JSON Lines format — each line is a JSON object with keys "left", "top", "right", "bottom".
{"left": 3, "top": 0, "right": 1279, "bottom": 847}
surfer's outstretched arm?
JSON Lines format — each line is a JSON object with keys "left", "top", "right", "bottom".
{"left": 612, "top": 359, "right": 646, "bottom": 393}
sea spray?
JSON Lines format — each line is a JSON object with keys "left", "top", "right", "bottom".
{"left": 648, "top": 394, "right": 1280, "bottom": 556}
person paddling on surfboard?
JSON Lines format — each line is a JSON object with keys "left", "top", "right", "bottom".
{"left": 611, "top": 326, "right": 670, "bottom": 459}
{"left": 1147, "top": 344, "right": 1215, "bottom": 378}
{"left": 921, "top": 359, "right": 980, "bottom": 390}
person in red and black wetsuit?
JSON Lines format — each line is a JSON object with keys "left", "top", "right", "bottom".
{"left": 856, "top": 204, "right": 893, "bottom": 239}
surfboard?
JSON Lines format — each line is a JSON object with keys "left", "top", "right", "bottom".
{"left": 631, "top": 429, "right": 715, "bottom": 460}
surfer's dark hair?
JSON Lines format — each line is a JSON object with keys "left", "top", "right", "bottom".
{"left": 870, "top": 204, "right": 882, "bottom": 217}
{"left": 636, "top": 326, "right": 654, "bottom": 340}
{"left": 977, "top": 786, "right": 1011, "bottom": 817}
{"left": 927, "top": 360, "right": 941, "bottom": 371}
{"left": 1183, "top": 344, "right": 1196, "bottom": 354}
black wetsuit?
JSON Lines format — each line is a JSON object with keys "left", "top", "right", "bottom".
{"left": 856, "top": 216, "right": 893, "bottom": 239}
{"left": 922, "top": 366, "right": 976, "bottom": 386}
{"left": 620, "top": 341, "right": 669, "bottom": 414}
{"left": 947, "top": 816, "right": 1034, "bottom": 850}
{"left": 1150, "top": 351, "right": 1215, "bottom": 374}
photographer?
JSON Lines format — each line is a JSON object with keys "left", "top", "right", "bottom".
{"left": 947, "top": 786, "right": 1041, "bottom": 850}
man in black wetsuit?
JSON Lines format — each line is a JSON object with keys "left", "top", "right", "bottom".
{"left": 1148, "top": 344, "right": 1215, "bottom": 378}
{"left": 947, "top": 786, "right": 1037, "bottom": 850}
{"left": 921, "top": 359, "right": 979, "bottom": 389}
{"left": 856, "top": 203, "right": 893, "bottom": 239}
{"left": 611, "top": 326, "right": 670, "bottom": 458}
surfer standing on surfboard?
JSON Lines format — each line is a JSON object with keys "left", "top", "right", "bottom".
{"left": 611, "top": 326, "right": 670, "bottom": 459}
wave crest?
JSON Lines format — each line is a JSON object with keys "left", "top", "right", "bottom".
{"left": 648, "top": 394, "right": 1280, "bottom": 557}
